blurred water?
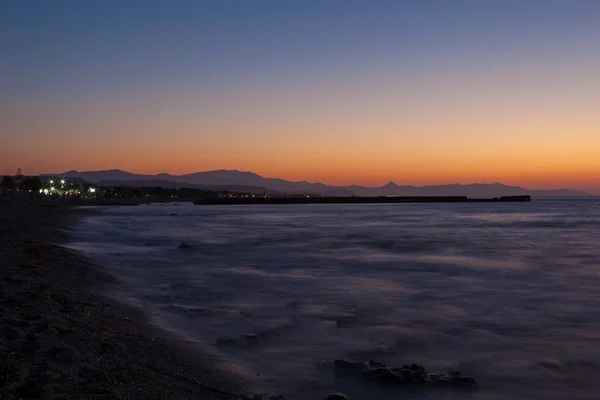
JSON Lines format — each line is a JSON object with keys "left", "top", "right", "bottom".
{"left": 67, "top": 199, "right": 600, "bottom": 399}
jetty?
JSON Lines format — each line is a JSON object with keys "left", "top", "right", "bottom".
{"left": 193, "top": 195, "right": 531, "bottom": 205}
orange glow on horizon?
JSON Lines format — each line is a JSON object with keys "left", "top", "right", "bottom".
{"left": 2, "top": 63, "right": 599, "bottom": 193}
{"left": 2, "top": 147, "right": 598, "bottom": 193}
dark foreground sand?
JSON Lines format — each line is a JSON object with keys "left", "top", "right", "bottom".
{"left": 0, "top": 199, "right": 251, "bottom": 399}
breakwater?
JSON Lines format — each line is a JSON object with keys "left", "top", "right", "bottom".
{"left": 193, "top": 195, "right": 531, "bottom": 205}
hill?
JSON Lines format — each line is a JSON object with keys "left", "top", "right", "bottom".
{"left": 45, "top": 169, "right": 591, "bottom": 197}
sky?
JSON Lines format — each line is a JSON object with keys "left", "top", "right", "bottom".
{"left": 1, "top": 0, "right": 599, "bottom": 191}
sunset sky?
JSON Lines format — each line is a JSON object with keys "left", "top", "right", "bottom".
{"left": 1, "top": 0, "right": 599, "bottom": 192}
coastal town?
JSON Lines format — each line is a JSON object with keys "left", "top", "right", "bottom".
{"left": 0, "top": 169, "right": 255, "bottom": 204}
{"left": 1, "top": 169, "right": 97, "bottom": 198}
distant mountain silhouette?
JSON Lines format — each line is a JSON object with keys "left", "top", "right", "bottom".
{"left": 46, "top": 169, "right": 591, "bottom": 197}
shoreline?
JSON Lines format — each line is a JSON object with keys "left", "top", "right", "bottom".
{"left": 0, "top": 200, "right": 250, "bottom": 399}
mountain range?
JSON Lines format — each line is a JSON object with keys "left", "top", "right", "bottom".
{"left": 47, "top": 169, "right": 591, "bottom": 197}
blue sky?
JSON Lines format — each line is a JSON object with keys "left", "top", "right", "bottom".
{"left": 2, "top": 1, "right": 599, "bottom": 190}
{"left": 4, "top": 0, "right": 599, "bottom": 94}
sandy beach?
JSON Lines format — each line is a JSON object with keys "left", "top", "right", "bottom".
{"left": 0, "top": 199, "right": 251, "bottom": 399}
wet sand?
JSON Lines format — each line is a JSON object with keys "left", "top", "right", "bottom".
{"left": 0, "top": 199, "right": 248, "bottom": 399}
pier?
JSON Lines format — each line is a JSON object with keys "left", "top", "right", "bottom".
{"left": 193, "top": 195, "right": 531, "bottom": 205}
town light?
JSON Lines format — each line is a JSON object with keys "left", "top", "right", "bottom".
{"left": 50, "top": 180, "right": 54, "bottom": 184}
{"left": 89, "top": 188, "right": 96, "bottom": 193}
{"left": 61, "top": 179, "right": 65, "bottom": 185}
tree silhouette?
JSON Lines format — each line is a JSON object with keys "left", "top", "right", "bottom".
{"left": 22, "top": 176, "right": 43, "bottom": 192}
{"left": 15, "top": 168, "right": 23, "bottom": 179}
{"left": 1, "top": 176, "right": 15, "bottom": 189}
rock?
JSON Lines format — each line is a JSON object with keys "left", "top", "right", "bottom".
{"left": 536, "top": 360, "right": 563, "bottom": 371}
{"left": 427, "top": 370, "right": 477, "bottom": 388}
{"left": 244, "top": 394, "right": 286, "bottom": 400}
{"left": 169, "top": 213, "right": 178, "bottom": 216}
{"left": 332, "top": 359, "right": 368, "bottom": 373}
{"left": 217, "top": 333, "right": 260, "bottom": 348}
{"left": 244, "top": 333, "right": 259, "bottom": 341}
{"left": 178, "top": 242, "right": 194, "bottom": 249}
{"left": 325, "top": 393, "right": 349, "bottom": 400}
{"left": 286, "top": 301, "right": 301, "bottom": 309}
{"left": 328, "top": 359, "right": 476, "bottom": 389}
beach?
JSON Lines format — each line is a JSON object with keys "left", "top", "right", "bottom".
{"left": 5, "top": 197, "right": 600, "bottom": 399}
{"left": 0, "top": 199, "right": 248, "bottom": 399}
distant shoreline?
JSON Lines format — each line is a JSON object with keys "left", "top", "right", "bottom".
{"left": 193, "top": 195, "right": 532, "bottom": 206}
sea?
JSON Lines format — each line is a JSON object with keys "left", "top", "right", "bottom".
{"left": 66, "top": 198, "right": 600, "bottom": 399}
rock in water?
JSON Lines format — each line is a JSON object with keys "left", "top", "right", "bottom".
{"left": 178, "top": 242, "right": 193, "bottom": 249}
{"left": 217, "top": 333, "right": 260, "bottom": 348}
{"left": 244, "top": 395, "right": 286, "bottom": 400}
{"left": 325, "top": 393, "right": 350, "bottom": 400}
{"left": 244, "top": 333, "right": 259, "bottom": 342}
{"left": 328, "top": 359, "right": 476, "bottom": 389}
